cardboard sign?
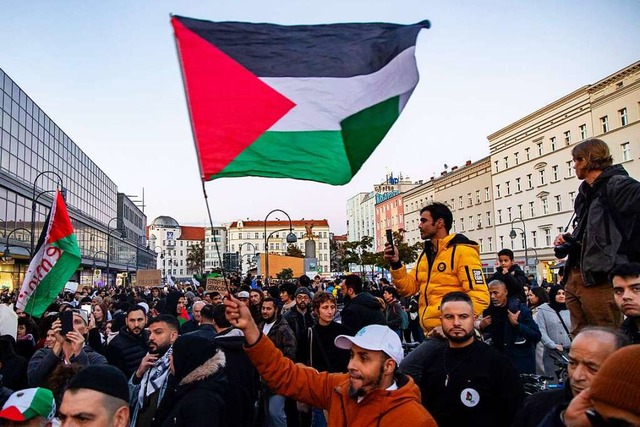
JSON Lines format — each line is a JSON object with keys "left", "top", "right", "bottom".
{"left": 137, "top": 269, "right": 162, "bottom": 287}
{"left": 206, "top": 277, "right": 230, "bottom": 293}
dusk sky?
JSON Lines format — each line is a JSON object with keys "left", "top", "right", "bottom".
{"left": 2, "top": 1, "right": 639, "bottom": 234}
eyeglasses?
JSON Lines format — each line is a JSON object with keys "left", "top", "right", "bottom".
{"left": 586, "top": 409, "right": 634, "bottom": 427}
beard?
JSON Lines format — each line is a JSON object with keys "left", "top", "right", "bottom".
{"left": 348, "top": 364, "right": 385, "bottom": 398}
{"left": 444, "top": 327, "right": 475, "bottom": 343}
{"left": 149, "top": 342, "right": 171, "bottom": 356}
{"left": 262, "top": 313, "right": 276, "bottom": 324}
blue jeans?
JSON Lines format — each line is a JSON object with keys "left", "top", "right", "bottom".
{"left": 311, "top": 407, "right": 327, "bottom": 427}
{"left": 268, "top": 394, "right": 287, "bottom": 427}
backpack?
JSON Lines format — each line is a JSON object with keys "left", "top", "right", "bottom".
{"left": 399, "top": 307, "right": 409, "bottom": 330}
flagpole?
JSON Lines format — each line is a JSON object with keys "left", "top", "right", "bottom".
{"left": 171, "top": 17, "right": 231, "bottom": 297}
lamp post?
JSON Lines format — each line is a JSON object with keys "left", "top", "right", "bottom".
{"left": 265, "top": 227, "right": 298, "bottom": 283}
{"left": 153, "top": 246, "right": 165, "bottom": 284}
{"left": 30, "top": 171, "right": 65, "bottom": 256}
{"left": 238, "top": 242, "right": 257, "bottom": 275}
{"left": 106, "top": 217, "right": 125, "bottom": 287}
{"left": 509, "top": 217, "right": 528, "bottom": 272}
{"left": 2, "top": 228, "right": 33, "bottom": 261}
{"left": 92, "top": 250, "right": 109, "bottom": 287}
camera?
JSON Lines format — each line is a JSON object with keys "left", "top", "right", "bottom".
{"left": 554, "top": 234, "right": 576, "bottom": 259}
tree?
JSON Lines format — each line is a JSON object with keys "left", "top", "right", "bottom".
{"left": 186, "top": 243, "right": 205, "bottom": 275}
{"left": 276, "top": 268, "right": 294, "bottom": 280}
{"left": 330, "top": 239, "right": 349, "bottom": 272}
{"left": 393, "top": 230, "right": 423, "bottom": 265}
{"left": 342, "top": 236, "right": 374, "bottom": 276}
{"left": 285, "top": 244, "right": 305, "bottom": 258}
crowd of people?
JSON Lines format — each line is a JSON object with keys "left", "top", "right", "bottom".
{"left": 0, "top": 138, "right": 638, "bottom": 427}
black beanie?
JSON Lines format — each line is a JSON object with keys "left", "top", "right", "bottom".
{"left": 67, "top": 365, "right": 129, "bottom": 402}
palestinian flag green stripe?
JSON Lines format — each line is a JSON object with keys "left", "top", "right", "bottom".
{"left": 219, "top": 96, "right": 401, "bottom": 184}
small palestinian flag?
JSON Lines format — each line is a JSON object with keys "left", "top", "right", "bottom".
{"left": 16, "top": 190, "right": 81, "bottom": 317}
{"left": 171, "top": 16, "right": 430, "bottom": 185}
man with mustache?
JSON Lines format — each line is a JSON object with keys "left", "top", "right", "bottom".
{"left": 418, "top": 292, "right": 524, "bottom": 427}
{"left": 225, "top": 296, "right": 436, "bottom": 427}
{"left": 129, "top": 314, "right": 179, "bottom": 427}
{"left": 107, "top": 305, "right": 149, "bottom": 378}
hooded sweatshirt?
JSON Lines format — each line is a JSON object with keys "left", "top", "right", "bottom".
{"left": 340, "top": 292, "right": 386, "bottom": 335}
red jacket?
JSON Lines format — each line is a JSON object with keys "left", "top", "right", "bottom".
{"left": 245, "top": 334, "right": 437, "bottom": 427}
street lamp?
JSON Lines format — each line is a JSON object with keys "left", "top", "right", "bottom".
{"left": 31, "top": 171, "right": 65, "bottom": 256}
{"left": 238, "top": 242, "right": 257, "bottom": 275}
{"left": 106, "top": 217, "right": 125, "bottom": 287}
{"left": 92, "top": 250, "right": 109, "bottom": 287}
{"left": 2, "top": 228, "right": 33, "bottom": 261}
{"left": 153, "top": 246, "right": 165, "bottom": 283}
{"left": 265, "top": 227, "right": 298, "bottom": 283}
{"left": 263, "top": 210, "right": 297, "bottom": 283}
{"left": 509, "top": 217, "right": 528, "bottom": 272}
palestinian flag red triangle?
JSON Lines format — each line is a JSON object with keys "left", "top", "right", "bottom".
{"left": 172, "top": 17, "right": 296, "bottom": 178}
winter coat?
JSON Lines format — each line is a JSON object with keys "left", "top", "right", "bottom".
{"left": 245, "top": 333, "right": 437, "bottom": 427}
{"left": 512, "top": 381, "right": 573, "bottom": 427}
{"left": 27, "top": 345, "right": 107, "bottom": 387}
{"left": 259, "top": 316, "right": 297, "bottom": 362}
{"left": 535, "top": 304, "right": 571, "bottom": 377}
{"left": 391, "top": 233, "right": 490, "bottom": 332}
{"left": 482, "top": 302, "right": 541, "bottom": 374}
{"left": 620, "top": 317, "right": 640, "bottom": 345}
{"left": 489, "top": 264, "right": 528, "bottom": 302}
{"left": 284, "top": 307, "right": 315, "bottom": 363}
{"left": 340, "top": 292, "right": 386, "bottom": 335}
{"left": 567, "top": 164, "right": 640, "bottom": 285}
{"left": 384, "top": 299, "right": 404, "bottom": 332}
{"left": 153, "top": 349, "right": 228, "bottom": 427}
{"left": 106, "top": 326, "right": 150, "bottom": 378}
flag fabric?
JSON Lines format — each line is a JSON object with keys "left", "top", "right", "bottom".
{"left": 171, "top": 16, "right": 430, "bottom": 185}
{"left": 16, "top": 191, "right": 81, "bottom": 317}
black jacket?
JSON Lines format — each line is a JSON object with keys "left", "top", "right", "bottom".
{"left": 283, "top": 307, "right": 315, "bottom": 364}
{"left": 512, "top": 383, "right": 572, "bottom": 427}
{"left": 340, "top": 292, "right": 386, "bottom": 335}
{"left": 620, "top": 317, "right": 640, "bottom": 345}
{"left": 568, "top": 164, "right": 640, "bottom": 285}
{"left": 153, "top": 349, "right": 228, "bottom": 427}
{"left": 106, "top": 327, "right": 150, "bottom": 378}
{"left": 489, "top": 264, "right": 528, "bottom": 303}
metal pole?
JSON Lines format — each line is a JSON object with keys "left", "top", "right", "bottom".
{"left": 30, "top": 171, "right": 64, "bottom": 256}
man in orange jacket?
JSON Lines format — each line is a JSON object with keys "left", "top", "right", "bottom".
{"left": 224, "top": 296, "right": 436, "bottom": 427}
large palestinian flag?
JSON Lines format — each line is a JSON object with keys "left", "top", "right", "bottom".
{"left": 16, "top": 190, "right": 81, "bottom": 317}
{"left": 171, "top": 16, "right": 430, "bottom": 185}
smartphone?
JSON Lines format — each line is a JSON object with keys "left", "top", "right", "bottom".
{"left": 60, "top": 310, "right": 74, "bottom": 335}
{"left": 386, "top": 229, "right": 395, "bottom": 253}
{"left": 80, "top": 304, "right": 92, "bottom": 316}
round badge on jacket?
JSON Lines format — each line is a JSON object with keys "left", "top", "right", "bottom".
{"left": 460, "top": 388, "right": 480, "bottom": 407}
{"left": 437, "top": 262, "right": 446, "bottom": 272}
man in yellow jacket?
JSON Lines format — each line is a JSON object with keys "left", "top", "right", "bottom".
{"left": 385, "top": 202, "right": 490, "bottom": 381}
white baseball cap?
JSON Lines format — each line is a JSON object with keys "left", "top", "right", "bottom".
{"left": 334, "top": 324, "right": 403, "bottom": 365}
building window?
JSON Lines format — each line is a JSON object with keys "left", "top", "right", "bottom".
{"left": 516, "top": 177, "right": 522, "bottom": 192}
{"left": 564, "top": 131, "right": 571, "bottom": 146}
{"left": 622, "top": 142, "right": 631, "bottom": 161}
{"left": 467, "top": 193, "right": 473, "bottom": 207}
{"left": 507, "top": 207, "right": 512, "bottom": 222}
{"left": 477, "top": 214, "right": 482, "bottom": 228}
{"left": 525, "top": 147, "right": 530, "bottom": 161}
{"left": 566, "top": 161, "right": 573, "bottom": 178}
{"left": 459, "top": 196, "right": 463, "bottom": 209}
{"left": 486, "top": 211, "right": 492, "bottom": 226}
{"left": 579, "top": 124, "right": 587, "bottom": 140}
{"left": 545, "top": 229, "right": 552, "bottom": 246}
{"left": 537, "top": 142, "right": 544, "bottom": 156}
{"left": 555, "top": 195, "right": 562, "bottom": 211}
{"left": 468, "top": 216, "right": 473, "bottom": 229}
{"left": 485, "top": 187, "right": 490, "bottom": 201}
{"left": 529, "top": 201, "right": 535, "bottom": 217}
{"left": 460, "top": 217, "right": 465, "bottom": 231}
{"left": 255, "top": 232, "right": 259, "bottom": 239}
{"left": 504, "top": 156, "right": 509, "bottom": 169}
{"left": 488, "top": 237, "right": 493, "bottom": 252}
{"left": 552, "top": 165, "right": 559, "bottom": 181}
{"left": 518, "top": 204, "right": 523, "bottom": 218}
{"left": 505, "top": 181, "right": 511, "bottom": 195}
{"left": 569, "top": 191, "right": 576, "bottom": 205}
{"left": 514, "top": 152, "right": 519, "bottom": 165}
{"left": 238, "top": 232, "right": 242, "bottom": 239}
{"left": 550, "top": 137, "right": 557, "bottom": 151}
{"left": 542, "top": 197, "right": 549, "bottom": 215}
{"left": 497, "top": 209, "right": 502, "bottom": 223}
{"left": 601, "top": 116, "right": 609, "bottom": 133}
{"left": 474, "top": 190, "right": 480, "bottom": 204}
{"left": 499, "top": 236, "right": 504, "bottom": 249}
{"left": 531, "top": 230, "right": 537, "bottom": 247}
{"left": 539, "top": 169, "right": 546, "bottom": 186}
{"left": 496, "top": 184, "right": 501, "bottom": 198}
{"left": 479, "top": 238, "right": 484, "bottom": 252}
{"left": 527, "top": 174, "right": 533, "bottom": 189}
{"left": 494, "top": 160, "right": 499, "bottom": 173}
{"left": 619, "top": 108, "right": 628, "bottom": 126}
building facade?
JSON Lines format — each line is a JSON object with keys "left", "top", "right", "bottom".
{"left": 227, "top": 219, "right": 331, "bottom": 277}
{"left": 204, "top": 225, "right": 228, "bottom": 272}
{"left": 0, "top": 68, "right": 155, "bottom": 291}
{"left": 346, "top": 192, "right": 375, "bottom": 242}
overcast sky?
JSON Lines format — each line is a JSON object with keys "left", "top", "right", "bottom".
{"left": 1, "top": 1, "right": 639, "bottom": 234}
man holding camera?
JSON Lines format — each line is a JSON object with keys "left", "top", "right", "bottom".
{"left": 554, "top": 138, "right": 640, "bottom": 334}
